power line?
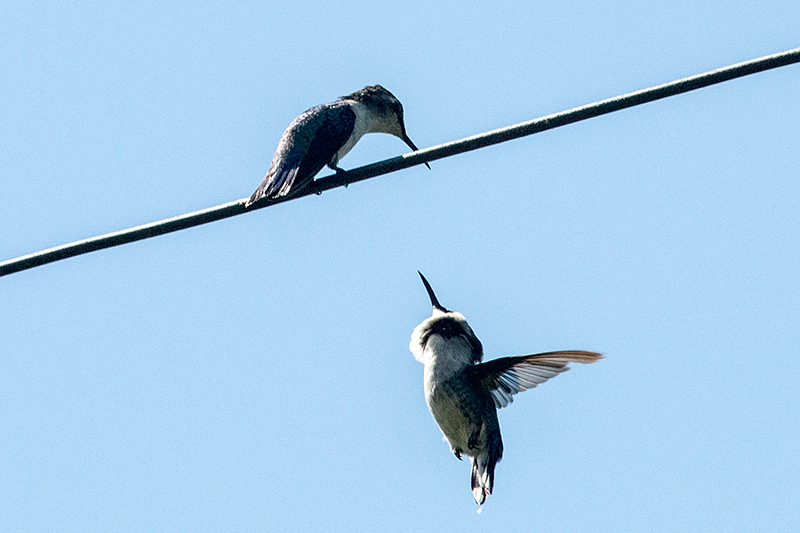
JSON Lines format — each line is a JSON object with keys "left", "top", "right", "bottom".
{"left": 2, "top": 46, "right": 799, "bottom": 278}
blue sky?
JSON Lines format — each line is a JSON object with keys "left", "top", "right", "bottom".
{"left": 2, "top": 1, "right": 799, "bottom": 531}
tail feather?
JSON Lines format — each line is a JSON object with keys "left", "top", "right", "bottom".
{"left": 244, "top": 175, "right": 279, "bottom": 208}
{"left": 244, "top": 167, "right": 298, "bottom": 208}
{"left": 245, "top": 188, "right": 264, "bottom": 208}
{"left": 470, "top": 430, "right": 503, "bottom": 505}
{"left": 244, "top": 179, "right": 270, "bottom": 208}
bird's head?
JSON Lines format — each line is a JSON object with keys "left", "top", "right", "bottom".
{"left": 410, "top": 272, "right": 483, "bottom": 365}
{"left": 343, "top": 85, "right": 430, "bottom": 169}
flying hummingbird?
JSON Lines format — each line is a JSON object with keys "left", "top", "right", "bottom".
{"left": 409, "top": 272, "right": 602, "bottom": 505}
{"left": 245, "top": 85, "right": 428, "bottom": 207}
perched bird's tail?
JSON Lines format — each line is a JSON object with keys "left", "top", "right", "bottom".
{"left": 244, "top": 179, "right": 271, "bottom": 208}
{"left": 244, "top": 166, "right": 301, "bottom": 208}
{"left": 471, "top": 429, "right": 503, "bottom": 505}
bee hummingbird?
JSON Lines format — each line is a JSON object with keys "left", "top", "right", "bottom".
{"left": 245, "top": 85, "right": 427, "bottom": 207}
{"left": 409, "top": 272, "right": 603, "bottom": 505}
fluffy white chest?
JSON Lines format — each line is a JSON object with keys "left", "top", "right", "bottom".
{"left": 420, "top": 335, "right": 477, "bottom": 453}
{"left": 421, "top": 335, "right": 473, "bottom": 384}
{"left": 334, "top": 102, "right": 371, "bottom": 162}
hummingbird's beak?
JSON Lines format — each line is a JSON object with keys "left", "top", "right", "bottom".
{"left": 401, "top": 123, "right": 431, "bottom": 170}
{"left": 418, "top": 271, "right": 447, "bottom": 312}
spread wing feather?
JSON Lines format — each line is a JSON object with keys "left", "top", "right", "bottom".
{"left": 472, "top": 350, "right": 603, "bottom": 409}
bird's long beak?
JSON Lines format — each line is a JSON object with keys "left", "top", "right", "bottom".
{"left": 401, "top": 123, "right": 431, "bottom": 170}
{"left": 418, "top": 271, "right": 447, "bottom": 312}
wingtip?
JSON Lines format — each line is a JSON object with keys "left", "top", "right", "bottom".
{"left": 538, "top": 350, "right": 604, "bottom": 363}
{"left": 576, "top": 351, "right": 604, "bottom": 363}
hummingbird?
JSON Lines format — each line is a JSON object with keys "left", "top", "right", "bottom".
{"left": 245, "top": 85, "right": 428, "bottom": 207}
{"left": 409, "top": 272, "right": 602, "bottom": 505}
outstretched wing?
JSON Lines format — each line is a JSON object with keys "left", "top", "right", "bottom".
{"left": 245, "top": 103, "right": 356, "bottom": 206}
{"left": 471, "top": 351, "right": 603, "bottom": 409}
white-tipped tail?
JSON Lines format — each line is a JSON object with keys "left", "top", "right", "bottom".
{"left": 470, "top": 429, "right": 503, "bottom": 505}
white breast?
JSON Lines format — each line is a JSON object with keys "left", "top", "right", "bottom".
{"left": 422, "top": 336, "right": 477, "bottom": 454}
{"left": 334, "top": 102, "right": 371, "bottom": 162}
{"left": 422, "top": 334, "right": 473, "bottom": 381}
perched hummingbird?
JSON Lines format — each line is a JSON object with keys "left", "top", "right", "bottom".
{"left": 409, "top": 272, "right": 602, "bottom": 505}
{"left": 245, "top": 85, "right": 427, "bottom": 207}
